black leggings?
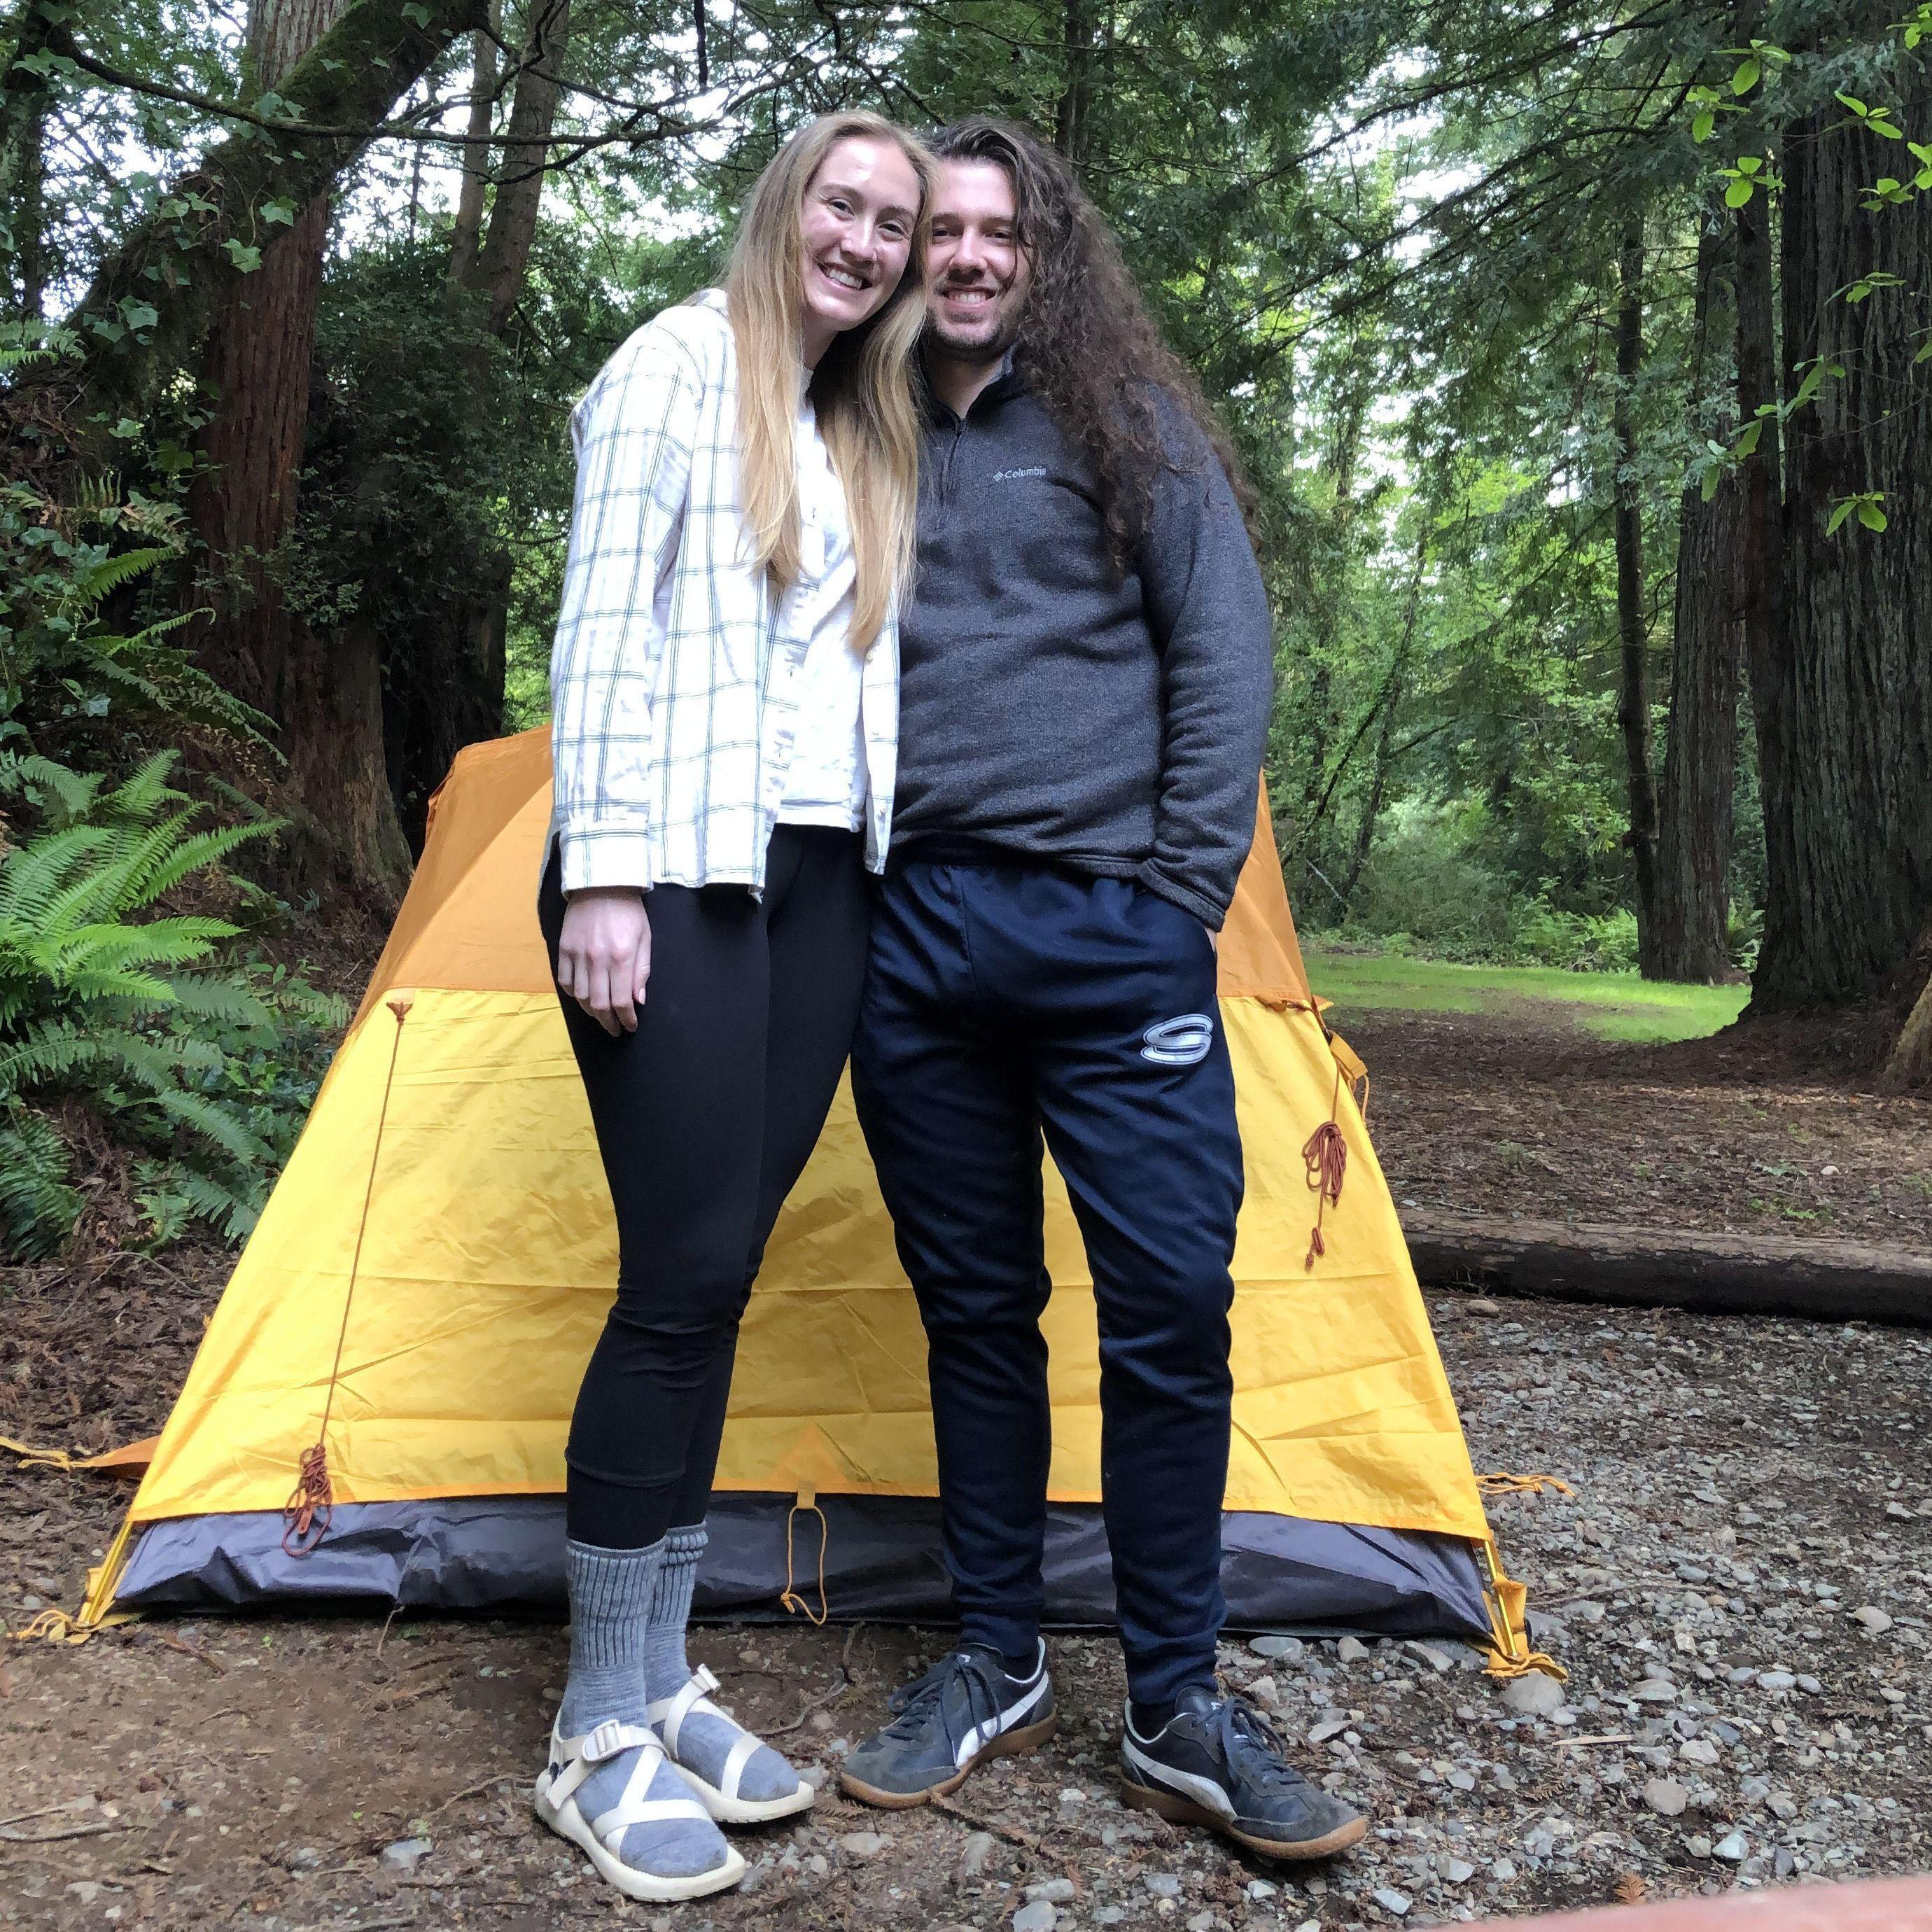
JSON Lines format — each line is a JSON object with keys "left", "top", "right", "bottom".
{"left": 538, "top": 825, "right": 872, "bottom": 1549}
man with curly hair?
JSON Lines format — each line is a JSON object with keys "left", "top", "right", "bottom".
{"left": 839, "top": 118, "right": 1366, "bottom": 1863}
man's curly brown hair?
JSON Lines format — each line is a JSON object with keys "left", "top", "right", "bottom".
{"left": 928, "top": 116, "right": 1254, "bottom": 569}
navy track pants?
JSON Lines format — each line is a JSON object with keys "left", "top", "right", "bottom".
{"left": 851, "top": 853, "right": 1243, "bottom": 1704}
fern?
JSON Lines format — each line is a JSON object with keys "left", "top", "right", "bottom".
{"left": 150, "top": 1086, "right": 276, "bottom": 1166}
{"left": 0, "top": 1107, "right": 79, "bottom": 1261}
{"left": 0, "top": 754, "right": 98, "bottom": 824}
{"left": 135, "top": 1161, "right": 265, "bottom": 1246}
{"left": 1, "top": 474, "right": 272, "bottom": 752}
{"left": 0, "top": 753, "right": 334, "bottom": 1256}
{"left": 60, "top": 547, "right": 176, "bottom": 613}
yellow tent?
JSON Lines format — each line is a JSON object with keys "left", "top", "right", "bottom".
{"left": 83, "top": 727, "right": 1542, "bottom": 1668}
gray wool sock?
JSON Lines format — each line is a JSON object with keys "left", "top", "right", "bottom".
{"left": 645, "top": 1523, "right": 800, "bottom": 1806}
{"left": 554, "top": 1539, "right": 732, "bottom": 1882}
{"left": 639, "top": 1523, "right": 706, "bottom": 1689}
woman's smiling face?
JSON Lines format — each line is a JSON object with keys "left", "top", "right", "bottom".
{"left": 797, "top": 135, "right": 921, "bottom": 364}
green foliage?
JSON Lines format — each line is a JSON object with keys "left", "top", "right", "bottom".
{"left": 0, "top": 752, "right": 344, "bottom": 1259}
{"left": 0, "top": 432, "right": 270, "bottom": 764}
{"left": 1315, "top": 799, "right": 1755, "bottom": 974}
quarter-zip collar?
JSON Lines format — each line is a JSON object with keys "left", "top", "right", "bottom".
{"left": 921, "top": 346, "right": 1027, "bottom": 428}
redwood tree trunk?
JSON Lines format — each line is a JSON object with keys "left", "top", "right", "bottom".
{"left": 389, "top": 0, "right": 570, "bottom": 839}
{"left": 469, "top": 0, "right": 569, "bottom": 335}
{"left": 1655, "top": 221, "right": 1745, "bottom": 982}
{"left": 1887, "top": 918, "right": 1932, "bottom": 1084}
{"left": 1055, "top": 0, "right": 1094, "bottom": 167}
{"left": 184, "top": 0, "right": 422, "bottom": 898}
{"left": 0, "top": 0, "right": 57, "bottom": 318}
{"left": 1754, "top": 36, "right": 1932, "bottom": 1010}
{"left": 15, "top": 0, "right": 483, "bottom": 455}
{"left": 1612, "top": 217, "right": 1662, "bottom": 973}
{"left": 445, "top": 18, "right": 499, "bottom": 299}
{"left": 1340, "top": 537, "right": 1426, "bottom": 905}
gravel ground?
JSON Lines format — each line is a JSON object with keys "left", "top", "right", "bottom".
{"left": 4, "top": 1278, "right": 1928, "bottom": 1931}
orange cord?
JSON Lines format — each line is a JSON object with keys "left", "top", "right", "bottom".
{"left": 780, "top": 1490, "right": 829, "bottom": 1627}
{"left": 283, "top": 997, "right": 412, "bottom": 1558}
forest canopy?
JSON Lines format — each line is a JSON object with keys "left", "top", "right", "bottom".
{"left": 2, "top": 0, "right": 1930, "bottom": 1253}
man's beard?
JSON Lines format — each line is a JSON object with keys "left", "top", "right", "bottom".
{"left": 926, "top": 293, "right": 1025, "bottom": 365}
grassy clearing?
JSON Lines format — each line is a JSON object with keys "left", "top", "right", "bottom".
{"left": 1303, "top": 945, "right": 1750, "bottom": 1044}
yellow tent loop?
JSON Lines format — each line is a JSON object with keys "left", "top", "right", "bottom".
{"left": 2, "top": 1435, "right": 153, "bottom": 1476}
{"left": 82, "top": 729, "right": 1545, "bottom": 1676}
{"left": 1478, "top": 1473, "right": 1579, "bottom": 1501}
{"left": 13, "top": 1513, "right": 142, "bottom": 1644}
{"left": 9, "top": 1607, "right": 97, "bottom": 1646}
{"left": 1477, "top": 1541, "right": 1568, "bottom": 1682}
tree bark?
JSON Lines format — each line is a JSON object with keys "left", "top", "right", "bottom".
{"left": 1612, "top": 216, "right": 1661, "bottom": 973}
{"left": 1754, "top": 32, "right": 1932, "bottom": 1011}
{"left": 1340, "top": 538, "right": 1427, "bottom": 904}
{"left": 1655, "top": 220, "right": 1745, "bottom": 983}
{"left": 0, "top": 0, "right": 57, "bottom": 318}
{"left": 468, "top": 0, "right": 568, "bottom": 334}
{"left": 444, "top": 18, "right": 499, "bottom": 298}
{"left": 11, "top": 0, "right": 485, "bottom": 461}
{"left": 1054, "top": 0, "right": 1093, "bottom": 168}
{"left": 187, "top": 0, "right": 415, "bottom": 901}
{"left": 386, "top": 0, "right": 571, "bottom": 842}
{"left": 1406, "top": 1212, "right": 1932, "bottom": 1326}
{"left": 1887, "top": 918, "right": 1932, "bottom": 1085}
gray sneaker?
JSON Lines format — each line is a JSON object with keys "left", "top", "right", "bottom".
{"left": 1120, "top": 1687, "right": 1368, "bottom": 1860}
{"left": 840, "top": 1640, "right": 1056, "bottom": 1807}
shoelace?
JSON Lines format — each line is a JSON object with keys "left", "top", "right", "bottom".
{"left": 1212, "top": 1693, "right": 1318, "bottom": 1798}
{"left": 879, "top": 1649, "right": 1009, "bottom": 1754}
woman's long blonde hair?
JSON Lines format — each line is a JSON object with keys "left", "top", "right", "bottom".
{"left": 726, "top": 112, "right": 935, "bottom": 652}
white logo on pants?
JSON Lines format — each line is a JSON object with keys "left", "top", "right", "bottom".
{"left": 1140, "top": 1013, "right": 1214, "bottom": 1066}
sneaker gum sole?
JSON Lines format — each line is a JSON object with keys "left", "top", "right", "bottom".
{"left": 1119, "top": 1773, "right": 1369, "bottom": 1861}
{"left": 533, "top": 1780, "right": 748, "bottom": 1902}
{"left": 838, "top": 1712, "right": 1060, "bottom": 1809}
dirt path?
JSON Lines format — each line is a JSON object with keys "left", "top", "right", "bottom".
{"left": 1334, "top": 1004, "right": 1932, "bottom": 1250}
{"left": 4, "top": 1011, "right": 1928, "bottom": 1929}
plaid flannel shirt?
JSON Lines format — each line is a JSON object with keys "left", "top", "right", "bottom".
{"left": 547, "top": 289, "right": 898, "bottom": 895}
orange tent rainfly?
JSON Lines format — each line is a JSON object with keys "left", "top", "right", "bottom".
{"left": 80, "top": 728, "right": 1546, "bottom": 1674}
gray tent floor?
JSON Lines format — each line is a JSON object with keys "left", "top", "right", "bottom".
{"left": 115, "top": 1492, "right": 1494, "bottom": 1643}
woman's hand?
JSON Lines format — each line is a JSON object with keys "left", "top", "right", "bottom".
{"left": 556, "top": 887, "right": 652, "bottom": 1037}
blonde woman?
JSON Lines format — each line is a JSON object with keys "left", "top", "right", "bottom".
{"left": 533, "top": 112, "right": 933, "bottom": 1902}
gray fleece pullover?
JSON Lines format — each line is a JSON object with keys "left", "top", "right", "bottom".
{"left": 892, "top": 364, "right": 1275, "bottom": 927}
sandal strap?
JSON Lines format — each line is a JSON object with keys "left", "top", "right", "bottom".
{"left": 719, "top": 1729, "right": 762, "bottom": 1803}
{"left": 588, "top": 1749, "right": 711, "bottom": 1842}
{"left": 548, "top": 1718, "right": 657, "bottom": 1811}
{"left": 649, "top": 1665, "right": 727, "bottom": 1756}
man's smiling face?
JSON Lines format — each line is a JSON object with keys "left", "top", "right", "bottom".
{"left": 925, "top": 158, "right": 1033, "bottom": 364}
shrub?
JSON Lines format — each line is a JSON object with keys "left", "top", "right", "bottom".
{"left": 0, "top": 752, "right": 344, "bottom": 1259}
{"left": 0, "top": 472, "right": 267, "bottom": 762}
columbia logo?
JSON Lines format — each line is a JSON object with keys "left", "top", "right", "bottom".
{"left": 1140, "top": 1014, "right": 1214, "bottom": 1067}
{"left": 990, "top": 465, "right": 1049, "bottom": 482}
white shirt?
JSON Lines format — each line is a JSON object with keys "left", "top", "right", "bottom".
{"left": 777, "top": 403, "right": 867, "bottom": 830}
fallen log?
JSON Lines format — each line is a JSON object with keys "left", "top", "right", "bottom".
{"left": 1403, "top": 1212, "right": 1932, "bottom": 1327}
